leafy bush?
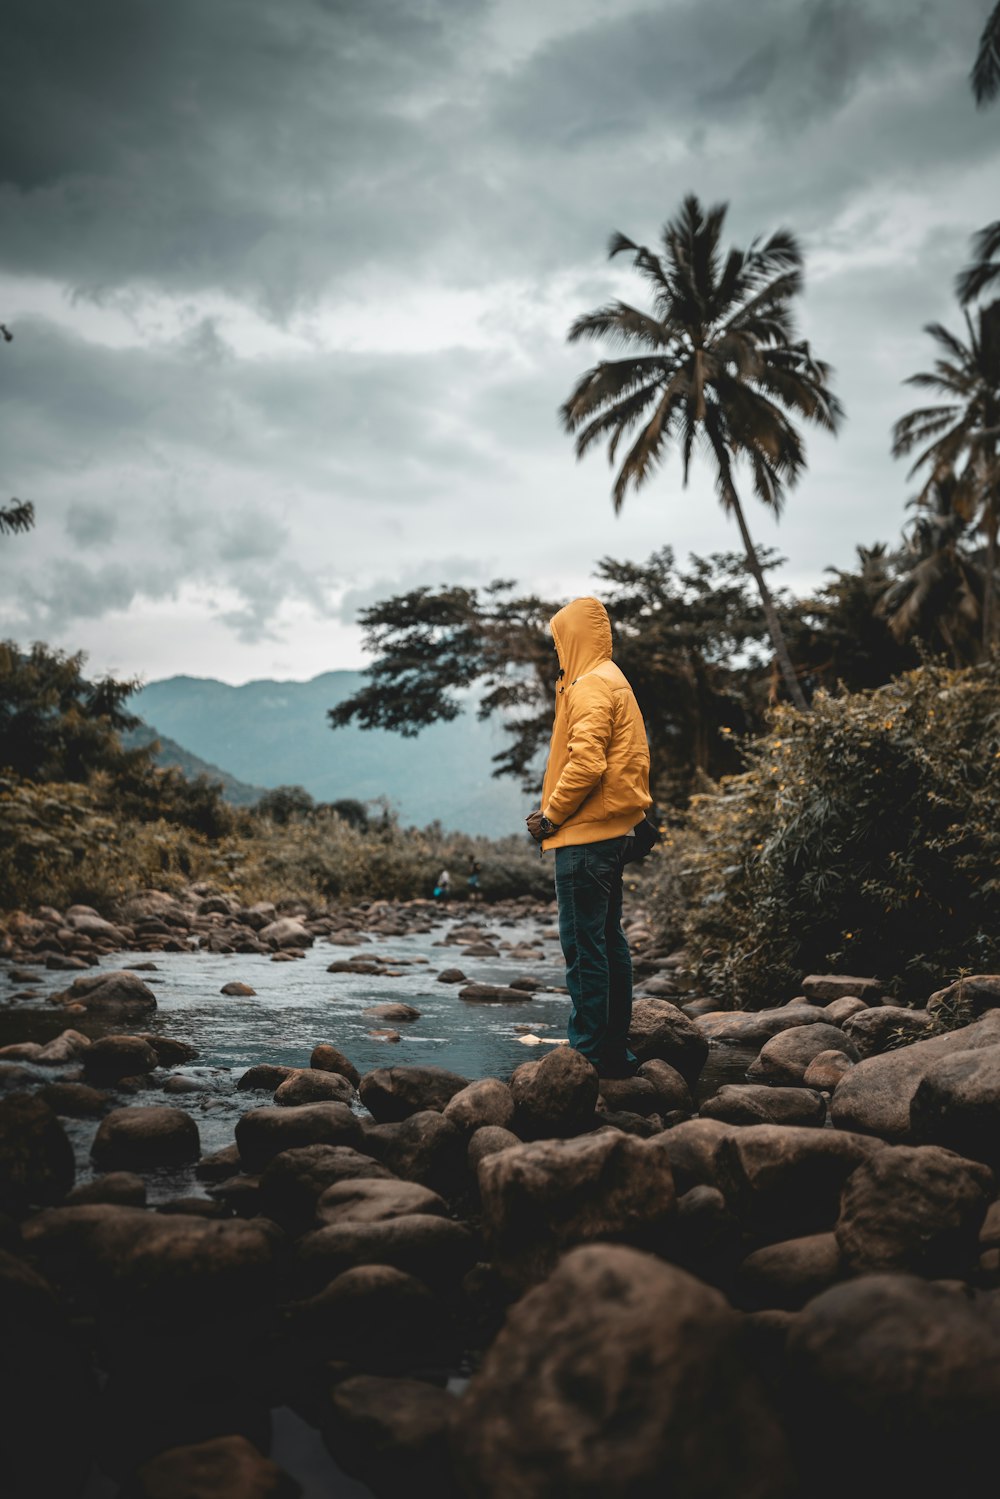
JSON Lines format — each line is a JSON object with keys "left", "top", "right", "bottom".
{"left": 650, "top": 659, "right": 1000, "bottom": 1005}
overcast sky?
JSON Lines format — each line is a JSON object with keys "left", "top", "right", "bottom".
{"left": 1, "top": 0, "right": 997, "bottom": 685}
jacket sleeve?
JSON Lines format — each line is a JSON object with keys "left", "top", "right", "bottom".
{"left": 543, "top": 676, "right": 613, "bottom": 825}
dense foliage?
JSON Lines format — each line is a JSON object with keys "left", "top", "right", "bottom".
{"left": 651, "top": 658, "right": 1000, "bottom": 1004}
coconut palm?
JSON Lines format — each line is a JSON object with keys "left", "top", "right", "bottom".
{"left": 560, "top": 194, "right": 842, "bottom": 711}
{"left": 0, "top": 500, "right": 34, "bottom": 536}
{"left": 957, "top": 220, "right": 1000, "bottom": 305}
{"left": 972, "top": 1, "right": 1000, "bottom": 106}
{"left": 878, "top": 475, "right": 984, "bottom": 665}
{"left": 892, "top": 304, "right": 1000, "bottom": 650}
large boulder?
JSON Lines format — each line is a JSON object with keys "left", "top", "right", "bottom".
{"left": 273, "top": 1069, "right": 355, "bottom": 1107}
{"left": 786, "top": 1275, "right": 1000, "bottom": 1499}
{"left": 0, "top": 1093, "right": 75, "bottom": 1210}
{"left": 235, "top": 1103, "right": 361, "bottom": 1171}
{"left": 926, "top": 973, "right": 1000, "bottom": 1025}
{"left": 359, "top": 1065, "right": 469, "bottom": 1123}
{"left": 55, "top": 969, "right": 157, "bottom": 1018}
{"left": 453, "top": 1244, "right": 794, "bottom": 1499}
{"left": 713, "top": 1124, "right": 884, "bottom": 1239}
{"left": 835, "top": 1144, "right": 994, "bottom": 1277}
{"left": 909, "top": 1044, "right": 1000, "bottom": 1168}
{"left": 309, "top": 1044, "right": 360, "bottom": 1088}
{"left": 841, "top": 1005, "right": 937, "bottom": 1057}
{"left": 258, "top": 918, "right": 314, "bottom": 949}
{"left": 700, "top": 1084, "right": 826, "bottom": 1128}
{"left": 258, "top": 1144, "right": 395, "bottom": 1231}
{"left": 829, "top": 1011, "right": 1000, "bottom": 1141}
{"left": 126, "top": 1434, "right": 300, "bottom": 1499}
{"left": 802, "top": 1050, "right": 855, "bottom": 1091}
{"left": 92, "top": 1106, "right": 200, "bottom": 1170}
{"left": 323, "top": 1375, "right": 457, "bottom": 1499}
{"left": 315, "top": 1178, "right": 447, "bottom": 1227}
{"left": 746, "top": 1024, "right": 858, "bottom": 1085}
{"left": 509, "top": 1046, "right": 598, "bottom": 1139}
{"left": 627, "top": 999, "right": 708, "bottom": 1084}
{"left": 359, "top": 1111, "right": 466, "bottom": 1196}
{"left": 285, "top": 1264, "right": 450, "bottom": 1375}
{"left": 82, "top": 1034, "right": 159, "bottom": 1086}
{"left": 442, "top": 1078, "right": 515, "bottom": 1132}
{"left": 800, "top": 974, "right": 883, "bottom": 1003}
{"left": 694, "top": 1005, "right": 836, "bottom": 1046}
{"left": 647, "top": 1118, "right": 732, "bottom": 1193}
{"left": 295, "top": 1214, "right": 476, "bottom": 1294}
{"left": 736, "top": 1232, "right": 844, "bottom": 1311}
{"left": 478, "top": 1130, "right": 676, "bottom": 1287}
{"left": 636, "top": 1058, "right": 693, "bottom": 1114}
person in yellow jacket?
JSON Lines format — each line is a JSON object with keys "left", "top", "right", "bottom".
{"left": 526, "top": 596, "right": 651, "bottom": 1077}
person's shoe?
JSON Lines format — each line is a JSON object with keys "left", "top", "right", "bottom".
{"left": 596, "top": 1058, "right": 640, "bottom": 1080}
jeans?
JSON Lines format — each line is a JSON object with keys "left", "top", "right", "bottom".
{"left": 554, "top": 835, "right": 636, "bottom": 1067}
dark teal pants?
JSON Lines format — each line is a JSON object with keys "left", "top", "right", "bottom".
{"left": 554, "top": 835, "right": 636, "bottom": 1068}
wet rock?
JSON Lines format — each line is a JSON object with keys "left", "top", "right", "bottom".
{"left": 647, "top": 1117, "right": 731, "bottom": 1193}
{"left": 83, "top": 1034, "right": 159, "bottom": 1085}
{"left": 258, "top": 1144, "right": 395, "bottom": 1230}
{"left": 92, "top": 1105, "right": 200, "bottom": 1170}
{"left": 802, "top": 1049, "right": 854, "bottom": 1090}
{"left": 909, "top": 1044, "right": 1000, "bottom": 1168}
{"left": 359, "top": 1065, "right": 468, "bottom": 1122}
{"left": 45, "top": 951, "right": 91, "bottom": 971}
{"left": 54, "top": 969, "right": 157, "bottom": 1018}
{"left": 68, "top": 1172, "right": 147, "bottom": 1207}
{"left": 835, "top": 1143, "right": 994, "bottom": 1276}
{"left": 196, "top": 1144, "right": 243, "bottom": 1182}
{"left": 360, "top": 1111, "right": 466, "bottom": 1195}
{"left": 714, "top": 1123, "right": 884, "bottom": 1239}
{"left": 162, "top": 1074, "right": 205, "bottom": 1094}
{"left": 309, "top": 1044, "right": 360, "bottom": 1088}
{"left": 236, "top": 1103, "right": 362, "bottom": 1171}
{"left": 273, "top": 1069, "right": 356, "bottom": 1107}
{"left": 259, "top": 918, "right": 314, "bottom": 949}
{"left": 457, "top": 983, "right": 531, "bottom": 1004}
{"left": 700, "top": 1084, "right": 827, "bottom": 1127}
{"left": 39, "top": 1080, "right": 111, "bottom": 1118}
{"left": 125, "top": 1433, "right": 300, "bottom": 1499}
{"left": 926, "top": 973, "right": 1000, "bottom": 1025}
{"left": 786, "top": 1275, "right": 1000, "bottom": 1499}
{"left": 237, "top": 1064, "right": 296, "bottom": 1092}
{"left": 323, "top": 1375, "right": 457, "bottom": 1499}
{"left": 286, "top": 1264, "right": 450, "bottom": 1374}
{"left": 800, "top": 974, "right": 883, "bottom": 1004}
{"left": 841, "top": 1005, "right": 937, "bottom": 1057}
{"left": 454, "top": 1244, "right": 794, "bottom": 1499}
{"left": 0, "top": 1027, "right": 90, "bottom": 1066}
{"left": 220, "top": 981, "right": 257, "bottom": 996}
{"left": 597, "top": 1075, "right": 661, "bottom": 1117}
{"left": 443, "top": 1078, "right": 515, "bottom": 1132}
{"left": 627, "top": 998, "right": 708, "bottom": 1085}
{"left": 436, "top": 968, "right": 467, "bottom": 983}
{"left": 635, "top": 1058, "right": 693, "bottom": 1114}
{"left": 468, "top": 1126, "right": 521, "bottom": 1172}
{"left": 137, "top": 1034, "right": 199, "bottom": 1066}
{"left": 746, "top": 1023, "right": 858, "bottom": 1085}
{"left": 315, "top": 1178, "right": 447, "bottom": 1226}
{"left": 829, "top": 1011, "right": 1000, "bottom": 1140}
{"left": 296, "top": 1214, "right": 476, "bottom": 1294}
{"left": 0, "top": 1093, "right": 75, "bottom": 1209}
{"left": 478, "top": 1130, "right": 676, "bottom": 1288}
{"left": 662, "top": 1183, "right": 741, "bottom": 1284}
{"left": 695, "top": 1004, "right": 836, "bottom": 1045}
{"left": 823, "top": 996, "right": 869, "bottom": 1024}
{"left": 510, "top": 1046, "right": 599, "bottom": 1139}
{"left": 362, "top": 1003, "right": 421, "bottom": 1023}
{"left": 368, "top": 1029, "right": 401, "bottom": 1043}
{"left": 736, "top": 1232, "right": 844, "bottom": 1311}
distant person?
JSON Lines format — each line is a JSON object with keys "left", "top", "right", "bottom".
{"left": 434, "top": 868, "right": 451, "bottom": 901}
{"left": 527, "top": 596, "right": 651, "bottom": 1078}
{"left": 466, "top": 857, "right": 482, "bottom": 902}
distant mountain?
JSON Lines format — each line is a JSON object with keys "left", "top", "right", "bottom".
{"left": 123, "top": 722, "right": 267, "bottom": 807}
{"left": 127, "top": 671, "right": 534, "bottom": 837}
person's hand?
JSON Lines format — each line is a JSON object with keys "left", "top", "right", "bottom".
{"left": 526, "top": 809, "right": 545, "bottom": 842}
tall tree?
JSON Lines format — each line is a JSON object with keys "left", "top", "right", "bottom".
{"left": 957, "top": 220, "right": 1000, "bottom": 306}
{"left": 878, "top": 475, "right": 984, "bottom": 665}
{"left": 560, "top": 194, "right": 843, "bottom": 712}
{"left": 972, "top": 1, "right": 1000, "bottom": 106}
{"left": 892, "top": 304, "right": 1000, "bottom": 650}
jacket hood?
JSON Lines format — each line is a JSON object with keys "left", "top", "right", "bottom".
{"left": 550, "top": 596, "right": 613, "bottom": 684}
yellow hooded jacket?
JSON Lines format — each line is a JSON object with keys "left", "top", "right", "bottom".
{"left": 540, "top": 596, "right": 651, "bottom": 850}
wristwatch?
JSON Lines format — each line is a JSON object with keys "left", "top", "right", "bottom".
{"left": 538, "top": 814, "right": 560, "bottom": 836}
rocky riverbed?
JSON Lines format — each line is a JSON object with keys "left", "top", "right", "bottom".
{"left": 2, "top": 884, "right": 1000, "bottom": 1498}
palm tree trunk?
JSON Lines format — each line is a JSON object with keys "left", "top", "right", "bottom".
{"left": 729, "top": 488, "right": 809, "bottom": 712}
{"left": 984, "top": 492, "right": 997, "bottom": 653}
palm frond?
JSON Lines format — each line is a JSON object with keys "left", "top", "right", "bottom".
{"left": 972, "top": 0, "right": 1000, "bottom": 106}
{"left": 0, "top": 500, "right": 34, "bottom": 535}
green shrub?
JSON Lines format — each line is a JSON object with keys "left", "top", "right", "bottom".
{"left": 649, "top": 659, "right": 1000, "bottom": 1005}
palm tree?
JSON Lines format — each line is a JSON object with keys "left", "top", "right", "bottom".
{"left": 878, "top": 475, "right": 984, "bottom": 666}
{"left": 892, "top": 304, "right": 1000, "bottom": 650}
{"left": 957, "top": 220, "right": 1000, "bottom": 305}
{"left": 972, "top": 1, "right": 1000, "bottom": 106}
{"left": 0, "top": 501, "right": 34, "bottom": 536}
{"left": 560, "top": 194, "right": 843, "bottom": 711}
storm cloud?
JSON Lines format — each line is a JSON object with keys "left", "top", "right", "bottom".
{"left": 1, "top": 0, "right": 997, "bottom": 682}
